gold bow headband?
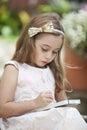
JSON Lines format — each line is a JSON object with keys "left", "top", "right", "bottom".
{"left": 28, "top": 22, "right": 64, "bottom": 37}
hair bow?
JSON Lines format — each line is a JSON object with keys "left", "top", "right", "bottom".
{"left": 28, "top": 22, "right": 64, "bottom": 37}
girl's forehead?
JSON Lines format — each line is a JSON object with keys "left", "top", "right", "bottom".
{"left": 35, "top": 33, "right": 63, "bottom": 49}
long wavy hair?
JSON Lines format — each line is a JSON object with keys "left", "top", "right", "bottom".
{"left": 12, "top": 12, "right": 65, "bottom": 96}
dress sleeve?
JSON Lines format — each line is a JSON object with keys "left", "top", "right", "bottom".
{"left": 4, "top": 60, "right": 19, "bottom": 70}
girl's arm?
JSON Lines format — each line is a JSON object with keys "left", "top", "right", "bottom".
{"left": 0, "top": 65, "right": 53, "bottom": 118}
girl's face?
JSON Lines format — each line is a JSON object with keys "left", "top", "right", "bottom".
{"left": 33, "top": 33, "right": 63, "bottom": 67}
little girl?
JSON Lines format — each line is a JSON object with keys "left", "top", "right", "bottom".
{"left": 0, "top": 13, "right": 87, "bottom": 130}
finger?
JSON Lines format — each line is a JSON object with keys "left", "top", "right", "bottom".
{"left": 45, "top": 93, "right": 53, "bottom": 98}
{"left": 46, "top": 95, "right": 53, "bottom": 100}
{"left": 46, "top": 98, "right": 53, "bottom": 103}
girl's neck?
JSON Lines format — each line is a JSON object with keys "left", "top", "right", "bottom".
{"left": 27, "top": 62, "right": 47, "bottom": 69}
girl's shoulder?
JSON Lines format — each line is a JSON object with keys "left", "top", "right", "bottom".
{"left": 5, "top": 60, "right": 23, "bottom": 70}
{"left": 5, "top": 61, "right": 32, "bottom": 71}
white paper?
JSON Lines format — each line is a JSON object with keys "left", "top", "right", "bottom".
{"left": 36, "top": 99, "right": 81, "bottom": 111}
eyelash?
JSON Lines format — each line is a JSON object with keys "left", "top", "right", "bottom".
{"left": 53, "top": 51, "right": 57, "bottom": 54}
{"left": 41, "top": 48, "right": 58, "bottom": 54}
{"left": 41, "top": 48, "right": 48, "bottom": 52}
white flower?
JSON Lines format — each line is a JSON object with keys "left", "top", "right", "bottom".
{"left": 61, "top": 10, "right": 87, "bottom": 59}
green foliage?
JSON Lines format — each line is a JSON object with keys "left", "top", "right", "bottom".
{"left": 38, "top": 5, "right": 53, "bottom": 13}
{"left": 38, "top": 0, "right": 71, "bottom": 16}
{"left": 0, "top": 35, "right": 18, "bottom": 43}
{"left": 0, "top": 5, "right": 22, "bottom": 36}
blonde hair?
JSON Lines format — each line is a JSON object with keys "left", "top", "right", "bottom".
{"left": 12, "top": 12, "right": 65, "bottom": 94}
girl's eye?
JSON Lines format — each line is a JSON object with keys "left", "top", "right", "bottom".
{"left": 53, "top": 51, "right": 58, "bottom": 54}
{"left": 41, "top": 48, "right": 48, "bottom": 52}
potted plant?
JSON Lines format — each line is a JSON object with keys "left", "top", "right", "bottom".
{"left": 61, "top": 10, "right": 87, "bottom": 90}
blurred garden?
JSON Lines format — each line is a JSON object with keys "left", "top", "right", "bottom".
{"left": 0, "top": 0, "right": 87, "bottom": 90}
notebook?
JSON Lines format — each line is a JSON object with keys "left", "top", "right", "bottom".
{"left": 36, "top": 99, "right": 80, "bottom": 111}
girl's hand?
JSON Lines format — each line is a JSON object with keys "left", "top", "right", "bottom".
{"left": 34, "top": 91, "right": 53, "bottom": 108}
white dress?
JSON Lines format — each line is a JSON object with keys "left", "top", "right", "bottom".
{"left": 0, "top": 60, "right": 87, "bottom": 130}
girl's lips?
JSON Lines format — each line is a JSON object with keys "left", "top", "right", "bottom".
{"left": 42, "top": 61, "right": 48, "bottom": 64}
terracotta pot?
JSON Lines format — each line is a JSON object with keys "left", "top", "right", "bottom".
{"left": 63, "top": 44, "right": 87, "bottom": 91}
